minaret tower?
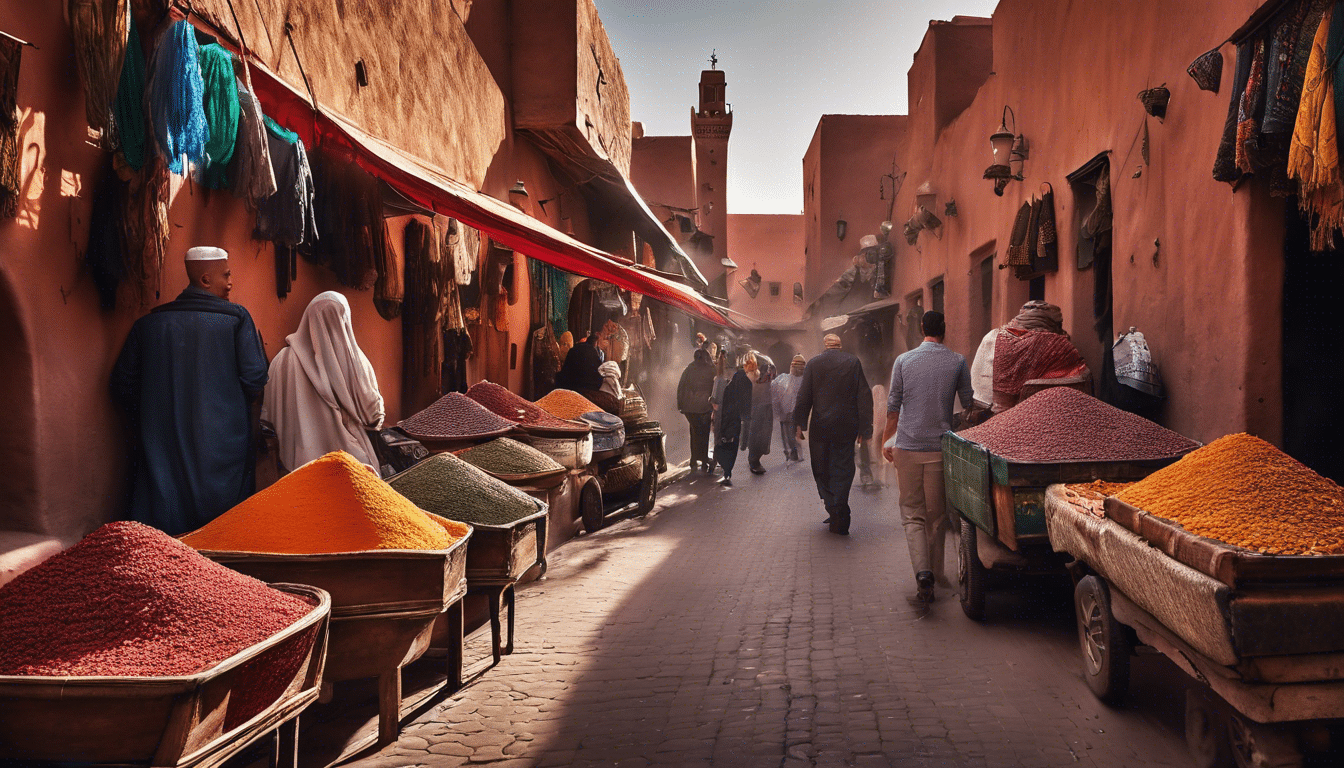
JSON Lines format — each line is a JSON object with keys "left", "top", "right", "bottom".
{"left": 691, "top": 54, "right": 733, "bottom": 298}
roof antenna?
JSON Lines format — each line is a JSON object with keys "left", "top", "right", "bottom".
{"left": 709, "top": 50, "right": 718, "bottom": 70}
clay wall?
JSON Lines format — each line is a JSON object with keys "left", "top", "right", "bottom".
{"left": 726, "top": 214, "right": 805, "bottom": 325}
{"left": 884, "top": 0, "right": 1275, "bottom": 445}
{"left": 630, "top": 135, "right": 698, "bottom": 224}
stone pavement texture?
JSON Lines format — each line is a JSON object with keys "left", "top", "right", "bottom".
{"left": 352, "top": 458, "right": 1194, "bottom": 767}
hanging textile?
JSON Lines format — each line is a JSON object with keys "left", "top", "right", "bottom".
{"left": 1265, "top": 0, "right": 1328, "bottom": 134}
{"left": 403, "top": 218, "right": 443, "bottom": 410}
{"left": 68, "top": 0, "right": 129, "bottom": 138}
{"left": 85, "top": 165, "right": 127, "bottom": 310}
{"left": 230, "top": 84, "right": 277, "bottom": 200}
{"left": 1006, "top": 200, "right": 1032, "bottom": 267}
{"left": 1289, "top": 5, "right": 1344, "bottom": 250}
{"left": 372, "top": 216, "right": 402, "bottom": 320}
{"left": 0, "top": 36, "right": 20, "bottom": 219}
{"left": 254, "top": 117, "right": 316, "bottom": 246}
{"left": 1214, "top": 42, "right": 1255, "bottom": 183}
{"left": 1034, "top": 185, "right": 1059, "bottom": 275}
{"left": 197, "top": 43, "right": 239, "bottom": 190}
{"left": 441, "top": 329, "right": 472, "bottom": 395}
{"left": 147, "top": 21, "right": 207, "bottom": 174}
{"left": 304, "top": 149, "right": 379, "bottom": 289}
{"left": 119, "top": 152, "right": 171, "bottom": 305}
{"left": 548, "top": 265, "right": 570, "bottom": 334}
{"left": 531, "top": 324, "right": 562, "bottom": 396}
{"left": 1235, "top": 40, "right": 1269, "bottom": 175}
{"left": 111, "top": 14, "right": 146, "bottom": 170}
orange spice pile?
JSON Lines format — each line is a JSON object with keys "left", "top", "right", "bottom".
{"left": 1114, "top": 434, "right": 1344, "bottom": 555}
{"left": 181, "top": 452, "right": 467, "bottom": 554}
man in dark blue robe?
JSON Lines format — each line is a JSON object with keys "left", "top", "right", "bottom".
{"left": 111, "top": 247, "right": 269, "bottom": 535}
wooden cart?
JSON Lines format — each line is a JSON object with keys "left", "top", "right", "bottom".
{"left": 0, "top": 584, "right": 330, "bottom": 768}
{"left": 199, "top": 535, "right": 471, "bottom": 748}
{"left": 1045, "top": 486, "right": 1344, "bottom": 767}
{"left": 582, "top": 426, "right": 663, "bottom": 533}
{"left": 457, "top": 503, "right": 549, "bottom": 669}
{"left": 942, "top": 431, "right": 1184, "bottom": 620}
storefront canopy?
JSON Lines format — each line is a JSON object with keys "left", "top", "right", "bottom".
{"left": 210, "top": 34, "right": 738, "bottom": 328}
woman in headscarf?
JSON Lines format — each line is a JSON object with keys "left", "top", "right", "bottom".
{"left": 263, "top": 291, "right": 385, "bottom": 473}
{"left": 969, "top": 299, "right": 1088, "bottom": 414}
{"left": 709, "top": 347, "right": 732, "bottom": 473}
{"left": 745, "top": 353, "right": 775, "bottom": 475}
{"left": 716, "top": 350, "right": 753, "bottom": 487}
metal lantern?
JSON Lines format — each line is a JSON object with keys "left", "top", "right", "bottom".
{"left": 836, "top": 219, "right": 848, "bottom": 241}
{"left": 990, "top": 107, "right": 1016, "bottom": 166}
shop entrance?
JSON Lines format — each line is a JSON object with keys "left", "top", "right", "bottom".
{"left": 1282, "top": 211, "right": 1344, "bottom": 483}
{"left": 0, "top": 270, "right": 38, "bottom": 532}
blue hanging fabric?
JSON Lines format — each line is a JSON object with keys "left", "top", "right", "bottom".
{"left": 147, "top": 21, "right": 208, "bottom": 175}
{"left": 198, "top": 43, "right": 240, "bottom": 189}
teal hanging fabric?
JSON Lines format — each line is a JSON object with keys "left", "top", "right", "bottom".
{"left": 112, "top": 14, "right": 146, "bottom": 170}
{"left": 147, "top": 21, "right": 208, "bottom": 174}
{"left": 198, "top": 43, "right": 239, "bottom": 189}
{"left": 548, "top": 265, "right": 570, "bottom": 335}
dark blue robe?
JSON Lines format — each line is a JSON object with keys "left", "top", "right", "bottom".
{"left": 110, "top": 286, "right": 269, "bottom": 535}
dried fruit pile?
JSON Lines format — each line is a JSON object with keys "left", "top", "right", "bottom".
{"left": 959, "top": 387, "right": 1199, "bottom": 462}
{"left": 181, "top": 451, "right": 467, "bottom": 553}
{"left": 0, "top": 522, "right": 313, "bottom": 677}
{"left": 1115, "top": 433, "right": 1344, "bottom": 555}
{"left": 1061, "top": 481, "right": 1134, "bottom": 517}
{"left": 467, "top": 381, "right": 589, "bottom": 434}
{"left": 390, "top": 452, "right": 543, "bottom": 527}
{"left": 455, "top": 437, "right": 564, "bottom": 477}
{"left": 535, "top": 389, "right": 603, "bottom": 421}
{"left": 398, "top": 392, "right": 517, "bottom": 440}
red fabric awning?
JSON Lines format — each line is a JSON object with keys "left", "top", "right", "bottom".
{"left": 238, "top": 59, "right": 738, "bottom": 328}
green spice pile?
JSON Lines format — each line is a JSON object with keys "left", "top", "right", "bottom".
{"left": 455, "top": 438, "right": 564, "bottom": 477}
{"left": 390, "top": 452, "right": 543, "bottom": 527}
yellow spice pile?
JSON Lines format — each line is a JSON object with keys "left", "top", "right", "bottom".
{"left": 1114, "top": 434, "right": 1344, "bottom": 555}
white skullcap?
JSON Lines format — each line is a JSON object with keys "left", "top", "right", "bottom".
{"left": 185, "top": 246, "right": 229, "bottom": 262}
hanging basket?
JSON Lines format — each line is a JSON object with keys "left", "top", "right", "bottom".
{"left": 1139, "top": 84, "right": 1170, "bottom": 119}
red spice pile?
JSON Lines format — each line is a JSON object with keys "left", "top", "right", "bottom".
{"left": 0, "top": 522, "right": 313, "bottom": 677}
{"left": 959, "top": 387, "right": 1199, "bottom": 463}
{"left": 466, "top": 381, "right": 589, "bottom": 434}
{"left": 398, "top": 392, "right": 518, "bottom": 440}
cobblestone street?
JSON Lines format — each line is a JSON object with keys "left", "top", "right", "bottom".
{"left": 351, "top": 458, "right": 1195, "bottom": 767}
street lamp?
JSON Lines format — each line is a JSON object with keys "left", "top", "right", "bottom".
{"left": 983, "top": 106, "right": 1022, "bottom": 196}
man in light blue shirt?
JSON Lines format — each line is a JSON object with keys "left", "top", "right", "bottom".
{"left": 880, "top": 311, "right": 974, "bottom": 604}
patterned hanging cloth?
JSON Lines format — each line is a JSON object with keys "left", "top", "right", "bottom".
{"left": 197, "top": 43, "right": 239, "bottom": 190}
{"left": 230, "top": 84, "right": 277, "bottom": 201}
{"left": 0, "top": 36, "right": 21, "bottom": 219}
{"left": 1289, "top": 4, "right": 1344, "bottom": 250}
{"left": 67, "top": 0, "right": 128, "bottom": 139}
{"left": 1035, "top": 184, "right": 1059, "bottom": 273}
{"left": 147, "top": 21, "right": 208, "bottom": 174}
{"left": 111, "top": 13, "right": 146, "bottom": 170}
{"left": 1006, "top": 200, "right": 1032, "bottom": 267}
{"left": 1213, "top": 41, "right": 1255, "bottom": 183}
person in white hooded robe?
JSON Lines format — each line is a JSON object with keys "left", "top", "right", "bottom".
{"left": 263, "top": 291, "right": 385, "bottom": 472}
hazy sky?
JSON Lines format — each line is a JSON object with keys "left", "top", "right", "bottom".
{"left": 594, "top": 0, "right": 1000, "bottom": 215}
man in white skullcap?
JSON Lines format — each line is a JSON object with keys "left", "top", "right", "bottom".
{"left": 111, "top": 247, "right": 269, "bottom": 535}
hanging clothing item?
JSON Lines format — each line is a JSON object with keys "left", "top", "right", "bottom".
{"left": 254, "top": 117, "right": 316, "bottom": 246}
{"left": 1264, "top": 0, "right": 1329, "bottom": 135}
{"left": 229, "top": 84, "right": 276, "bottom": 201}
{"left": 1235, "top": 40, "right": 1268, "bottom": 175}
{"left": 0, "top": 36, "right": 20, "bottom": 219}
{"left": 68, "top": 0, "right": 129, "bottom": 138}
{"left": 402, "top": 218, "right": 443, "bottom": 410}
{"left": 111, "top": 14, "right": 146, "bottom": 170}
{"left": 121, "top": 152, "right": 171, "bottom": 306}
{"left": 263, "top": 291, "right": 384, "bottom": 473}
{"left": 147, "top": 21, "right": 207, "bottom": 175}
{"left": 1214, "top": 41, "right": 1255, "bottom": 183}
{"left": 85, "top": 165, "right": 127, "bottom": 310}
{"left": 197, "top": 43, "right": 239, "bottom": 190}
{"left": 1035, "top": 185, "right": 1059, "bottom": 273}
{"left": 372, "top": 215, "right": 402, "bottom": 320}
{"left": 441, "top": 329, "right": 472, "bottom": 395}
{"left": 1006, "top": 200, "right": 1032, "bottom": 267}
{"left": 531, "top": 325, "right": 562, "bottom": 396}
{"left": 304, "top": 150, "right": 379, "bottom": 289}
{"left": 1289, "top": 6, "right": 1344, "bottom": 250}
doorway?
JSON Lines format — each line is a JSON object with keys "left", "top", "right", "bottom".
{"left": 1283, "top": 210, "right": 1344, "bottom": 483}
{"left": 0, "top": 271, "right": 38, "bottom": 532}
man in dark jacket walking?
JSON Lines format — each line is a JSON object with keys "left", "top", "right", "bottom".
{"left": 793, "top": 334, "right": 873, "bottom": 535}
{"left": 677, "top": 348, "right": 717, "bottom": 472}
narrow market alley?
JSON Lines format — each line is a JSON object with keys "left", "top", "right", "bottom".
{"left": 346, "top": 463, "right": 1194, "bottom": 768}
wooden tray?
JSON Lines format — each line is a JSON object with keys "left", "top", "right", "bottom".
{"left": 0, "top": 584, "right": 329, "bottom": 766}
{"left": 457, "top": 505, "right": 549, "bottom": 586}
{"left": 1105, "top": 497, "right": 1344, "bottom": 589}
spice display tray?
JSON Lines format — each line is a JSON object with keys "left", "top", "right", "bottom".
{"left": 0, "top": 584, "right": 330, "bottom": 767}
{"left": 1104, "top": 496, "right": 1344, "bottom": 589}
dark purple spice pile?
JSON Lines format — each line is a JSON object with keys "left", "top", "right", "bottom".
{"left": 0, "top": 522, "right": 313, "bottom": 677}
{"left": 398, "top": 392, "right": 518, "bottom": 439}
{"left": 958, "top": 387, "right": 1199, "bottom": 463}
{"left": 466, "top": 381, "right": 589, "bottom": 434}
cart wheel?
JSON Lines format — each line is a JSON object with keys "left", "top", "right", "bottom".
{"left": 1228, "top": 713, "right": 1302, "bottom": 768}
{"left": 1186, "top": 688, "right": 1234, "bottom": 768}
{"left": 634, "top": 455, "right": 658, "bottom": 516}
{"left": 1074, "top": 575, "right": 1130, "bottom": 704}
{"left": 579, "top": 478, "right": 604, "bottom": 533}
{"left": 958, "top": 517, "right": 987, "bottom": 621}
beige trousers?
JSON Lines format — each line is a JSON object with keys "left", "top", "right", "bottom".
{"left": 893, "top": 448, "right": 949, "bottom": 580}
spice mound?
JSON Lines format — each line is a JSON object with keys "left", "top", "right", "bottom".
{"left": 398, "top": 392, "right": 517, "bottom": 440}
{"left": 390, "top": 452, "right": 543, "bottom": 527}
{"left": 455, "top": 437, "right": 564, "bottom": 477}
{"left": 535, "top": 389, "right": 604, "bottom": 421}
{"left": 959, "top": 387, "right": 1199, "bottom": 462}
{"left": 0, "top": 522, "right": 313, "bottom": 677}
{"left": 467, "top": 381, "right": 589, "bottom": 434}
{"left": 181, "top": 451, "right": 463, "bottom": 554}
{"left": 1115, "top": 433, "right": 1344, "bottom": 555}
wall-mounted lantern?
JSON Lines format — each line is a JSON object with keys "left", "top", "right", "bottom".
{"left": 836, "top": 219, "right": 848, "bottom": 241}
{"left": 983, "top": 106, "right": 1024, "bottom": 196}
